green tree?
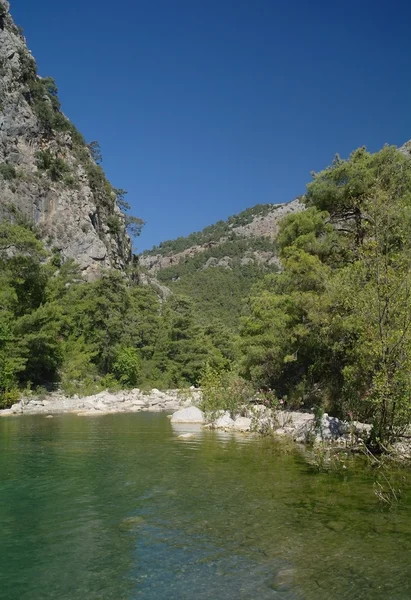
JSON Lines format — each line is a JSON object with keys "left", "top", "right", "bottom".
{"left": 113, "top": 346, "right": 140, "bottom": 387}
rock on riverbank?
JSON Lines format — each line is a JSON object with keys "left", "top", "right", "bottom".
{"left": 0, "top": 390, "right": 371, "bottom": 447}
{"left": 174, "top": 405, "right": 372, "bottom": 445}
{"left": 0, "top": 389, "right": 201, "bottom": 417}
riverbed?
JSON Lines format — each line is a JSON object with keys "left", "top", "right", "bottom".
{"left": 1, "top": 412, "right": 410, "bottom": 599}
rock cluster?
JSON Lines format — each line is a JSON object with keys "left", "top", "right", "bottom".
{"left": 0, "top": 389, "right": 371, "bottom": 447}
{"left": 171, "top": 404, "right": 372, "bottom": 444}
{"left": 0, "top": 389, "right": 200, "bottom": 417}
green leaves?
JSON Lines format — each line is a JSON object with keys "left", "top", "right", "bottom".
{"left": 239, "top": 145, "right": 411, "bottom": 443}
{"left": 113, "top": 347, "right": 140, "bottom": 387}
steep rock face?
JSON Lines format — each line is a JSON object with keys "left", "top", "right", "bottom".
{"left": 0, "top": 1, "right": 132, "bottom": 278}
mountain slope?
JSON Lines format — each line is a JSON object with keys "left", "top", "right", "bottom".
{"left": 140, "top": 199, "right": 304, "bottom": 325}
{"left": 0, "top": 1, "right": 132, "bottom": 278}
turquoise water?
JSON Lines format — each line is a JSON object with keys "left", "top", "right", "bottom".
{"left": 0, "top": 413, "right": 411, "bottom": 600}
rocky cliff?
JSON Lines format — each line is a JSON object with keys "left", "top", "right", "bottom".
{"left": 0, "top": 1, "right": 132, "bottom": 278}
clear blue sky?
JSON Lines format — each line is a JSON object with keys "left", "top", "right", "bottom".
{"left": 11, "top": 0, "right": 411, "bottom": 251}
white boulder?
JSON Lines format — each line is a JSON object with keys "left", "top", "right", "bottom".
{"left": 214, "top": 411, "right": 235, "bottom": 429}
{"left": 170, "top": 406, "right": 205, "bottom": 424}
{"left": 233, "top": 417, "right": 252, "bottom": 432}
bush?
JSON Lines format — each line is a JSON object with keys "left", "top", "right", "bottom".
{"left": 85, "top": 163, "right": 106, "bottom": 190}
{"left": 36, "top": 150, "right": 69, "bottom": 181}
{"left": 199, "top": 363, "right": 253, "bottom": 420}
{"left": 63, "top": 173, "right": 77, "bottom": 188}
{"left": 18, "top": 48, "right": 36, "bottom": 83}
{"left": 107, "top": 215, "right": 123, "bottom": 235}
{"left": 49, "top": 157, "right": 69, "bottom": 181}
{"left": 113, "top": 347, "right": 140, "bottom": 387}
{"left": 0, "top": 163, "right": 16, "bottom": 180}
{"left": 0, "top": 388, "right": 20, "bottom": 409}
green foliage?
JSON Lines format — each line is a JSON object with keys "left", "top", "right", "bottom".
{"left": 18, "top": 54, "right": 83, "bottom": 143}
{"left": 125, "top": 215, "right": 145, "bottom": 238}
{"left": 110, "top": 188, "right": 145, "bottom": 241}
{"left": 59, "top": 337, "right": 99, "bottom": 397}
{"left": 0, "top": 225, "right": 236, "bottom": 404}
{"left": 199, "top": 363, "right": 253, "bottom": 420}
{"left": 114, "top": 188, "right": 130, "bottom": 211}
{"left": 107, "top": 215, "right": 123, "bottom": 235}
{"left": 85, "top": 163, "right": 107, "bottom": 190}
{"left": 0, "top": 58, "right": 7, "bottom": 77}
{"left": 0, "top": 163, "right": 16, "bottom": 180}
{"left": 18, "top": 48, "right": 37, "bottom": 83}
{"left": 36, "top": 150, "right": 69, "bottom": 181}
{"left": 63, "top": 173, "right": 77, "bottom": 188}
{"left": 113, "top": 346, "right": 140, "bottom": 387}
{"left": 3, "top": 135, "right": 411, "bottom": 454}
{"left": 0, "top": 224, "right": 52, "bottom": 406}
{"left": 155, "top": 237, "right": 278, "bottom": 326}
{"left": 87, "top": 141, "right": 103, "bottom": 164}
{"left": 240, "top": 145, "right": 411, "bottom": 447}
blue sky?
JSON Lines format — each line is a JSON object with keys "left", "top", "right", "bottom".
{"left": 11, "top": 0, "right": 411, "bottom": 251}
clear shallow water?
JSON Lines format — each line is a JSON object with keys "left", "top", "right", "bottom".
{"left": 0, "top": 414, "right": 411, "bottom": 600}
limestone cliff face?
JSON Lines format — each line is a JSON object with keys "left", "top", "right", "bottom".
{"left": 0, "top": 1, "right": 132, "bottom": 278}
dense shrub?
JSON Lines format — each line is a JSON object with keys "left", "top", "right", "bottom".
{"left": 36, "top": 150, "right": 69, "bottom": 181}
{"left": 199, "top": 363, "right": 253, "bottom": 420}
{"left": 113, "top": 346, "right": 140, "bottom": 387}
{"left": 0, "top": 163, "right": 16, "bottom": 180}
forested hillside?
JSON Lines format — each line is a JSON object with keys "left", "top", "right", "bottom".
{"left": 140, "top": 199, "right": 303, "bottom": 325}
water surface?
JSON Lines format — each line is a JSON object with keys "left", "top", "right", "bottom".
{"left": 0, "top": 413, "right": 410, "bottom": 599}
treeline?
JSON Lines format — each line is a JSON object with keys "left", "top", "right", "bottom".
{"left": 0, "top": 223, "right": 235, "bottom": 406}
{"left": 240, "top": 145, "right": 411, "bottom": 448}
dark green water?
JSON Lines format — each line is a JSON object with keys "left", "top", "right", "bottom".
{"left": 1, "top": 413, "right": 411, "bottom": 600}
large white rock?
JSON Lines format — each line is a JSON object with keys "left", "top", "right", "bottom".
{"left": 170, "top": 407, "right": 205, "bottom": 424}
{"left": 214, "top": 412, "right": 235, "bottom": 429}
{"left": 233, "top": 417, "right": 252, "bottom": 432}
{"left": 131, "top": 399, "right": 146, "bottom": 407}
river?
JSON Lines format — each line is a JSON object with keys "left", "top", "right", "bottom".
{"left": 0, "top": 413, "right": 410, "bottom": 599}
